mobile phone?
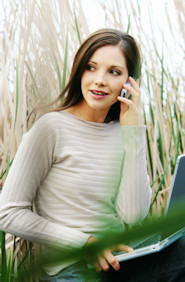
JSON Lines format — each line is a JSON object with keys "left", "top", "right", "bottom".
{"left": 120, "top": 77, "right": 136, "bottom": 99}
{"left": 120, "top": 81, "right": 131, "bottom": 99}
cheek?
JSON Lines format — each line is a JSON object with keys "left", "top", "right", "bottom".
{"left": 81, "top": 72, "right": 93, "bottom": 97}
{"left": 113, "top": 76, "right": 128, "bottom": 96}
{"left": 81, "top": 73, "right": 86, "bottom": 89}
{"left": 81, "top": 72, "right": 91, "bottom": 87}
{"left": 113, "top": 83, "right": 123, "bottom": 96}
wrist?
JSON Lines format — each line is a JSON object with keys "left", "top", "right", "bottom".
{"left": 86, "top": 235, "right": 97, "bottom": 246}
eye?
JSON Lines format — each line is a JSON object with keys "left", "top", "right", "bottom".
{"left": 86, "top": 64, "right": 95, "bottom": 71}
{"left": 110, "top": 69, "right": 121, "bottom": 76}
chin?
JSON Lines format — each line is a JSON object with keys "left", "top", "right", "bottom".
{"left": 89, "top": 103, "right": 110, "bottom": 112}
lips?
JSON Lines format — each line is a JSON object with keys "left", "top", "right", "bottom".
{"left": 90, "top": 90, "right": 108, "bottom": 96}
{"left": 90, "top": 90, "right": 108, "bottom": 100}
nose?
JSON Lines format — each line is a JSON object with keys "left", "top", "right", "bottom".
{"left": 94, "top": 71, "right": 107, "bottom": 86}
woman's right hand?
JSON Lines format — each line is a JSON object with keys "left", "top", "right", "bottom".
{"left": 85, "top": 236, "right": 133, "bottom": 272}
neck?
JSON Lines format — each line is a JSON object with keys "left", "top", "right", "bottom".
{"left": 65, "top": 102, "right": 109, "bottom": 123}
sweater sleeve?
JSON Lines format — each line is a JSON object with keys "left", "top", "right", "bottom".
{"left": 115, "top": 125, "right": 152, "bottom": 225}
{"left": 0, "top": 113, "right": 90, "bottom": 250}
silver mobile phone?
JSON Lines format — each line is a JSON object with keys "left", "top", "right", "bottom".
{"left": 120, "top": 81, "right": 131, "bottom": 99}
{"left": 120, "top": 77, "right": 136, "bottom": 99}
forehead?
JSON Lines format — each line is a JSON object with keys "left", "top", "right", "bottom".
{"left": 89, "top": 45, "right": 127, "bottom": 67}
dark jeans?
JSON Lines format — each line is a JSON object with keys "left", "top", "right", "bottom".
{"left": 40, "top": 236, "right": 185, "bottom": 282}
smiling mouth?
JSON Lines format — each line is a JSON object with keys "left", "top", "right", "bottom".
{"left": 90, "top": 90, "right": 108, "bottom": 96}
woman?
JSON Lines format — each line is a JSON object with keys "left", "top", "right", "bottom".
{"left": 1, "top": 29, "right": 182, "bottom": 281}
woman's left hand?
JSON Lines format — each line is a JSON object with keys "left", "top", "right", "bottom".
{"left": 85, "top": 236, "right": 133, "bottom": 272}
{"left": 117, "top": 76, "right": 143, "bottom": 126}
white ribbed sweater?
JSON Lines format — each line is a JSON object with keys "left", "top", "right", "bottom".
{"left": 0, "top": 111, "right": 151, "bottom": 274}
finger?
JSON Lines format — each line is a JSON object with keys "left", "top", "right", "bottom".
{"left": 123, "top": 77, "right": 141, "bottom": 99}
{"left": 103, "top": 250, "right": 120, "bottom": 271}
{"left": 98, "top": 256, "right": 110, "bottom": 272}
{"left": 128, "top": 76, "right": 140, "bottom": 90}
{"left": 118, "top": 98, "right": 129, "bottom": 116}
{"left": 118, "top": 96, "right": 134, "bottom": 116}
{"left": 117, "top": 244, "right": 134, "bottom": 253}
{"left": 93, "top": 261, "right": 102, "bottom": 272}
{"left": 123, "top": 84, "right": 140, "bottom": 99}
{"left": 117, "top": 95, "right": 133, "bottom": 106}
{"left": 120, "top": 87, "right": 140, "bottom": 106}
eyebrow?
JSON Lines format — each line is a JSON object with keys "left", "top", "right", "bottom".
{"left": 88, "top": 60, "right": 126, "bottom": 70}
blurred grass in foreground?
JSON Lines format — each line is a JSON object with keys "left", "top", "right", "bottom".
{"left": 15, "top": 200, "right": 185, "bottom": 282}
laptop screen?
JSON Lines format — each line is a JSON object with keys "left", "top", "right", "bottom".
{"left": 165, "top": 154, "right": 185, "bottom": 215}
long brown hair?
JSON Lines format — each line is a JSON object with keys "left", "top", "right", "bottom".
{"left": 42, "top": 29, "right": 141, "bottom": 121}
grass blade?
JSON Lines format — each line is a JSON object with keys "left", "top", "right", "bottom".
{"left": 126, "top": 15, "right": 131, "bottom": 33}
{"left": 14, "top": 56, "right": 19, "bottom": 130}
{"left": 0, "top": 231, "right": 7, "bottom": 281}
{"left": 151, "top": 154, "right": 173, "bottom": 208}
{"left": 158, "top": 121, "right": 164, "bottom": 168}
{"left": 74, "top": 10, "right": 81, "bottom": 44}
{"left": 61, "top": 31, "right": 68, "bottom": 92}
{"left": 25, "top": 61, "right": 44, "bottom": 103}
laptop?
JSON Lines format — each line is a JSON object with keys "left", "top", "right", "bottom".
{"left": 115, "top": 154, "right": 185, "bottom": 262}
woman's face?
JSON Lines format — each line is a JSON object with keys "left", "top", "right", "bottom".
{"left": 81, "top": 45, "right": 129, "bottom": 118}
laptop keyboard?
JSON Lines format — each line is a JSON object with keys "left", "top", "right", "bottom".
{"left": 132, "top": 233, "right": 162, "bottom": 249}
